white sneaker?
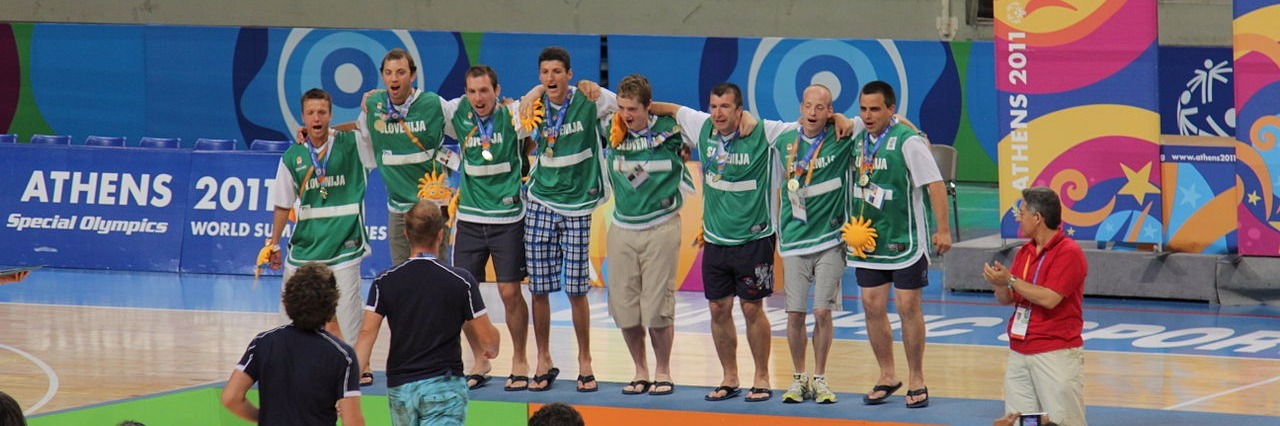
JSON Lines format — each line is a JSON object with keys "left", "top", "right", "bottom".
{"left": 812, "top": 376, "right": 837, "bottom": 404}
{"left": 782, "top": 374, "right": 811, "bottom": 403}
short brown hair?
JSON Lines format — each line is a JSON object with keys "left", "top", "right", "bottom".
{"left": 283, "top": 262, "right": 338, "bottom": 331}
{"left": 617, "top": 74, "right": 653, "bottom": 106}
{"left": 710, "top": 83, "right": 743, "bottom": 108}
{"left": 405, "top": 199, "right": 446, "bottom": 248}
{"left": 300, "top": 88, "right": 332, "bottom": 112}
{"left": 381, "top": 48, "right": 418, "bottom": 74}
{"left": 465, "top": 65, "right": 500, "bottom": 89}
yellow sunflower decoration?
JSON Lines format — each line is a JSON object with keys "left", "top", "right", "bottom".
{"left": 520, "top": 98, "right": 545, "bottom": 132}
{"left": 692, "top": 224, "right": 707, "bottom": 248}
{"left": 417, "top": 170, "right": 455, "bottom": 205}
{"left": 842, "top": 216, "right": 878, "bottom": 259}
{"left": 609, "top": 112, "right": 626, "bottom": 147}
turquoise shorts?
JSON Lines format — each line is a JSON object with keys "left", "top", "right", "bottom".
{"left": 387, "top": 375, "right": 468, "bottom": 426}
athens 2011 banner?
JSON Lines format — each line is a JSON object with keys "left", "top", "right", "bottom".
{"left": 995, "top": 0, "right": 1161, "bottom": 243}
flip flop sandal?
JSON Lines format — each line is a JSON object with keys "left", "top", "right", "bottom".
{"left": 528, "top": 367, "right": 560, "bottom": 392}
{"left": 905, "top": 387, "right": 929, "bottom": 408}
{"left": 745, "top": 387, "right": 773, "bottom": 402}
{"left": 704, "top": 385, "right": 741, "bottom": 401}
{"left": 649, "top": 381, "right": 675, "bottom": 396}
{"left": 466, "top": 374, "right": 491, "bottom": 390}
{"left": 862, "top": 381, "right": 903, "bottom": 405}
{"left": 621, "top": 380, "right": 651, "bottom": 395}
{"left": 359, "top": 372, "right": 374, "bottom": 387}
{"left": 577, "top": 374, "right": 599, "bottom": 393}
{"left": 504, "top": 375, "right": 530, "bottom": 392}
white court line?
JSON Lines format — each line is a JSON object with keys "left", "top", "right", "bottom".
{"left": 0, "top": 343, "right": 59, "bottom": 415}
{"left": 1163, "top": 374, "right": 1280, "bottom": 410}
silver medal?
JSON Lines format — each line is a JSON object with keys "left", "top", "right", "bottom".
{"left": 482, "top": 150, "right": 493, "bottom": 161}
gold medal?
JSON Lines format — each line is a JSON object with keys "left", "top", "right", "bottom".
{"left": 858, "top": 174, "right": 870, "bottom": 187}
{"left": 319, "top": 187, "right": 329, "bottom": 199}
{"left": 787, "top": 178, "right": 800, "bottom": 192}
{"left": 545, "top": 148, "right": 554, "bottom": 157}
{"left": 711, "top": 174, "right": 721, "bottom": 182}
{"left": 482, "top": 150, "right": 493, "bottom": 161}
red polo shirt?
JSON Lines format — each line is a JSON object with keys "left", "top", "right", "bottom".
{"left": 1007, "top": 229, "right": 1087, "bottom": 355}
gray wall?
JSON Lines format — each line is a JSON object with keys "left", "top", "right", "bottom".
{"left": 1, "top": 0, "right": 1232, "bottom": 46}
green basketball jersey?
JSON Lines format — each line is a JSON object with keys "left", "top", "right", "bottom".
{"left": 847, "top": 123, "right": 929, "bottom": 268}
{"left": 605, "top": 116, "right": 693, "bottom": 229}
{"left": 452, "top": 99, "right": 524, "bottom": 224}
{"left": 280, "top": 131, "right": 369, "bottom": 267}
{"left": 363, "top": 90, "right": 448, "bottom": 212}
{"left": 527, "top": 89, "right": 607, "bottom": 216}
{"left": 775, "top": 124, "right": 855, "bottom": 256}
{"left": 698, "top": 120, "right": 774, "bottom": 246}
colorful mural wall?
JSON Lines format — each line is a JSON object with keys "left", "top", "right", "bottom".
{"left": 1234, "top": 0, "right": 1280, "bottom": 257}
{"left": 994, "top": 0, "right": 1162, "bottom": 244}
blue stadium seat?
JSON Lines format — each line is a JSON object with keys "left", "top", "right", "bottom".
{"left": 84, "top": 135, "right": 127, "bottom": 147}
{"left": 30, "top": 134, "right": 72, "bottom": 145}
{"left": 0, "top": 134, "right": 15, "bottom": 143}
{"left": 250, "top": 139, "right": 292, "bottom": 152}
{"left": 194, "top": 138, "right": 238, "bottom": 151}
{"left": 138, "top": 137, "right": 181, "bottom": 149}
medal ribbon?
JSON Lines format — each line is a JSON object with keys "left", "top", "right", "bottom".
{"left": 709, "top": 130, "right": 738, "bottom": 178}
{"left": 787, "top": 127, "right": 827, "bottom": 187}
{"left": 540, "top": 89, "right": 574, "bottom": 153}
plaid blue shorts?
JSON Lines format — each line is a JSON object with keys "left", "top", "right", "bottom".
{"left": 387, "top": 375, "right": 468, "bottom": 426}
{"left": 524, "top": 201, "right": 592, "bottom": 295}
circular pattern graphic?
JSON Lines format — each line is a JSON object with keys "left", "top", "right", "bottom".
{"left": 277, "top": 29, "right": 423, "bottom": 134}
{"left": 748, "top": 38, "right": 906, "bottom": 122}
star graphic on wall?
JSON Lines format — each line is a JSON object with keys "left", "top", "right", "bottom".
{"left": 1179, "top": 185, "right": 1203, "bottom": 207}
{"left": 1248, "top": 190, "right": 1261, "bottom": 205}
{"left": 1118, "top": 163, "right": 1161, "bottom": 205}
{"left": 1066, "top": 227, "right": 1076, "bottom": 236}
{"left": 1142, "top": 223, "right": 1160, "bottom": 240}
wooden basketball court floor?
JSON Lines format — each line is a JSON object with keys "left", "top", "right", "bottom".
{"left": 2, "top": 264, "right": 1279, "bottom": 425}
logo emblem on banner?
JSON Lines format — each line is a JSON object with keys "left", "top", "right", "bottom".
{"left": 277, "top": 29, "right": 424, "bottom": 135}
{"left": 1176, "top": 59, "right": 1235, "bottom": 137}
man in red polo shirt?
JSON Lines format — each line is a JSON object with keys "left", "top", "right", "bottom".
{"left": 983, "top": 186, "right": 1088, "bottom": 426}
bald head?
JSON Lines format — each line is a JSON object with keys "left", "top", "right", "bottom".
{"left": 800, "top": 84, "right": 834, "bottom": 137}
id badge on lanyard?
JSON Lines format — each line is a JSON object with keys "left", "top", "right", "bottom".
{"left": 1009, "top": 254, "right": 1046, "bottom": 341}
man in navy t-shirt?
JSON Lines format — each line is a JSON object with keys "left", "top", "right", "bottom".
{"left": 221, "top": 262, "right": 365, "bottom": 425}
{"left": 356, "top": 199, "right": 501, "bottom": 425}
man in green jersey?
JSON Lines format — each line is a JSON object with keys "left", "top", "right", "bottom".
{"left": 356, "top": 48, "right": 456, "bottom": 267}
{"left": 602, "top": 74, "right": 692, "bottom": 397}
{"left": 521, "top": 46, "right": 617, "bottom": 392}
{"left": 265, "top": 88, "right": 372, "bottom": 347}
{"left": 444, "top": 65, "right": 535, "bottom": 391}
{"left": 849, "top": 81, "right": 951, "bottom": 409}
{"left": 776, "top": 85, "right": 857, "bottom": 404}
{"left": 652, "top": 83, "right": 787, "bottom": 403}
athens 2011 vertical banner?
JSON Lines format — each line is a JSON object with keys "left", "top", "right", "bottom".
{"left": 1234, "top": 0, "right": 1280, "bottom": 256}
{"left": 995, "top": 0, "right": 1161, "bottom": 243}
